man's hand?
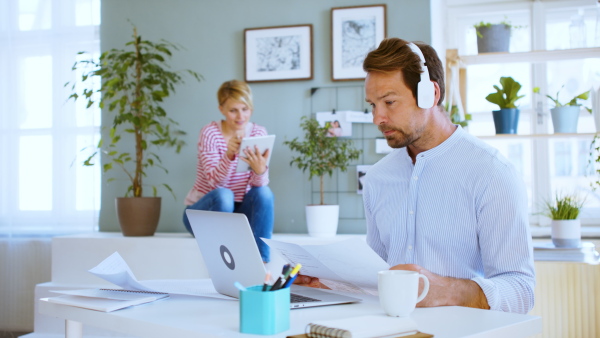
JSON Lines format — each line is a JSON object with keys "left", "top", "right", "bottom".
{"left": 292, "top": 274, "right": 330, "bottom": 289}
{"left": 390, "top": 264, "right": 490, "bottom": 310}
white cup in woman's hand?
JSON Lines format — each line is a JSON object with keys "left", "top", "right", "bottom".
{"left": 378, "top": 270, "right": 429, "bottom": 317}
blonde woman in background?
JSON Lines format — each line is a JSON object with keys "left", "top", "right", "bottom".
{"left": 183, "top": 80, "right": 274, "bottom": 262}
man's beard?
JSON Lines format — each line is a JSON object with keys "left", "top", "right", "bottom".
{"left": 378, "top": 125, "right": 415, "bottom": 149}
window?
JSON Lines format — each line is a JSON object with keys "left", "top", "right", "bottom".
{"left": 446, "top": 0, "right": 600, "bottom": 225}
{"left": 0, "top": 0, "right": 101, "bottom": 235}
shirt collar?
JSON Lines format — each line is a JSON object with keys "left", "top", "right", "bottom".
{"left": 411, "top": 124, "right": 464, "bottom": 161}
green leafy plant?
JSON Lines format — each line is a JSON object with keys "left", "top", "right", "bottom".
{"left": 485, "top": 76, "right": 525, "bottom": 109}
{"left": 588, "top": 135, "right": 600, "bottom": 191}
{"left": 542, "top": 192, "right": 586, "bottom": 220}
{"left": 284, "top": 116, "right": 361, "bottom": 205}
{"left": 533, "top": 86, "right": 591, "bottom": 113}
{"left": 445, "top": 103, "right": 472, "bottom": 128}
{"left": 66, "top": 27, "right": 202, "bottom": 198}
{"left": 473, "top": 18, "right": 523, "bottom": 38}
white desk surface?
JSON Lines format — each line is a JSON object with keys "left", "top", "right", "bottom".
{"left": 39, "top": 288, "right": 541, "bottom": 338}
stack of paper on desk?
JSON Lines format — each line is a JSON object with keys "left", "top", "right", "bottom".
{"left": 262, "top": 237, "right": 390, "bottom": 294}
{"left": 48, "top": 288, "right": 169, "bottom": 312}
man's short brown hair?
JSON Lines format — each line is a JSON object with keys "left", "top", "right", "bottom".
{"left": 363, "top": 38, "right": 445, "bottom": 106}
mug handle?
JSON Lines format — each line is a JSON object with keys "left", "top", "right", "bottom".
{"left": 416, "top": 274, "right": 429, "bottom": 303}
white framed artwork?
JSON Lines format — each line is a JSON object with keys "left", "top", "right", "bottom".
{"left": 331, "top": 5, "right": 386, "bottom": 81}
{"left": 244, "top": 24, "right": 313, "bottom": 83}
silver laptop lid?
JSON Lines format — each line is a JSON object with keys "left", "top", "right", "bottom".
{"left": 186, "top": 210, "right": 266, "bottom": 298}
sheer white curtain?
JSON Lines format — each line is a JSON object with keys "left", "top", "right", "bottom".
{"left": 0, "top": 0, "right": 101, "bottom": 235}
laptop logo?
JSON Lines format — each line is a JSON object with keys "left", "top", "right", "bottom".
{"left": 220, "top": 245, "right": 235, "bottom": 270}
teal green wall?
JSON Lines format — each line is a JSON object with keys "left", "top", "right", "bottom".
{"left": 99, "top": 0, "right": 432, "bottom": 233}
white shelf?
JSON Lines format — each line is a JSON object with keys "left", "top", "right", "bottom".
{"left": 459, "top": 47, "right": 600, "bottom": 66}
{"left": 476, "top": 132, "right": 597, "bottom": 139}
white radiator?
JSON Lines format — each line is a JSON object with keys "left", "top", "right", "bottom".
{"left": 530, "top": 261, "right": 600, "bottom": 338}
{"left": 0, "top": 237, "right": 52, "bottom": 332}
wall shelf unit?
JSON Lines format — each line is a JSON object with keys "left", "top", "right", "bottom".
{"left": 458, "top": 47, "right": 600, "bottom": 66}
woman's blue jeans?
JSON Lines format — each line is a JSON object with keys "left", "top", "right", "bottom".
{"left": 183, "top": 186, "right": 274, "bottom": 262}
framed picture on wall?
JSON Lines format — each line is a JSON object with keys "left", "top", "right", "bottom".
{"left": 244, "top": 24, "right": 313, "bottom": 83}
{"left": 331, "top": 4, "right": 386, "bottom": 81}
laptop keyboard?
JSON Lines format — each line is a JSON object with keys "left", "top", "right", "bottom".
{"left": 290, "top": 293, "right": 321, "bottom": 303}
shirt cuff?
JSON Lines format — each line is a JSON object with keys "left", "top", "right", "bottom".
{"left": 472, "top": 276, "right": 499, "bottom": 311}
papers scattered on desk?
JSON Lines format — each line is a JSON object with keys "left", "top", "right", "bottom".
{"left": 48, "top": 288, "right": 168, "bottom": 312}
{"left": 87, "top": 251, "right": 234, "bottom": 300}
{"left": 262, "top": 237, "right": 389, "bottom": 295}
{"left": 533, "top": 241, "right": 600, "bottom": 264}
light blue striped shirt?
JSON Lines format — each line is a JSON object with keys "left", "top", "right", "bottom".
{"left": 363, "top": 126, "right": 535, "bottom": 314}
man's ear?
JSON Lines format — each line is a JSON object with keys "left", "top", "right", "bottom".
{"left": 432, "top": 82, "right": 441, "bottom": 107}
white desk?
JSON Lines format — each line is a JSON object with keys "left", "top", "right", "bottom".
{"left": 39, "top": 290, "right": 541, "bottom": 338}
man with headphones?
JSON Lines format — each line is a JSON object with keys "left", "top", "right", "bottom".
{"left": 361, "top": 38, "right": 535, "bottom": 314}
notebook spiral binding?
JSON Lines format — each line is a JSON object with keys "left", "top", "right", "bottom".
{"left": 100, "top": 288, "right": 168, "bottom": 295}
{"left": 305, "top": 323, "right": 349, "bottom": 338}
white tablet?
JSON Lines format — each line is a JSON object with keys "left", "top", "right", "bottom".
{"left": 235, "top": 135, "right": 276, "bottom": 173}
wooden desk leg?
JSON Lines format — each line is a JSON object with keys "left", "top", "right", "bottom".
{"left": 65, "top": 320, "right": 83, "bottom": 338}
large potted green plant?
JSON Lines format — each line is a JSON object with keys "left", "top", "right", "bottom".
{"left": 486, "top": 76, "right": 525, "bottom": 134}
{"left": 283, "top": 116, "right": 361, "bottom": 237}
{"left": 533, "top": 86, "right": 591, "bottom": 133}
{"left": 541, "top": 192, "right": 586, "bottom": 248}
{"left": 66, "top": 27, "right": 202, "bottom": 236}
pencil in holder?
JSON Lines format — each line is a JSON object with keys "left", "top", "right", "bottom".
{"left": 239, "top": 285, "right": 290, "bottom": 335}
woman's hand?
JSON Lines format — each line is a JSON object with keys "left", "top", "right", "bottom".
{"left": 226, "top": 134, "right": 243, "bottom": 160}
{"left": 240, "top": 145, "right": 270, "bottom": 175}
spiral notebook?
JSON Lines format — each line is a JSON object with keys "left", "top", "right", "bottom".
{"left": 297, "top": 315, "right": 431, "bottom": 338}
{"left": 48, "top": 288, "right": 169, "bottom": 312}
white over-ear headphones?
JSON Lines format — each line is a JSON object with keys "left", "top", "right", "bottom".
{"left": 406, "top": 42, "right": 435, "bottom": 109}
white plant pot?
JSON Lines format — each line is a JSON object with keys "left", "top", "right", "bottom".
{"left": 551, "top": 219, "right": 581, "bottom": 248}
{"left": 550, "top": 106, "right": 580, "bottom": 133}
{"left": 305, "top": 205, "right": 339, "bottom": 238}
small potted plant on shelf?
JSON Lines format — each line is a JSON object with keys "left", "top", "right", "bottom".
{"left": 283, "top": 116, "right": 361, "bottom": 238}
{"left": 486, "top": 76, "right": 525, "bottom": 134}
{"left": 533, "top": 86, "right": 591, "bottom": 133}
{"left": 445, "top": 103, "right": 472, "bottom": 128}
{"left": 473, "top": 19, "right": 520, "bottom": 54}
{"left": 66, "top": 27, "right": 202, "bottom": 236}
{"left": 541, "top": 192, "right": 586, "bottom": 248}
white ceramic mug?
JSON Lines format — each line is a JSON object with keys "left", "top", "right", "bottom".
{"left": 378, "top": 270, "right": 429, "bottom": 317}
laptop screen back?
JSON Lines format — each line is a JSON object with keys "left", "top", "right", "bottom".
{"left": 186, "top": 210, "right": 267, "bottom": 298}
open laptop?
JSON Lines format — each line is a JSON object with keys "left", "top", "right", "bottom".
{"left": 186, "top": 209, "right": 361, "bottom": 309}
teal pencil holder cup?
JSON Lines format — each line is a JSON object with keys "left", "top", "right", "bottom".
{"left": 239, "top": 285, "right": 290, "bottom": 335}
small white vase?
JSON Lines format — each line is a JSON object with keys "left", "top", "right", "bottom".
{"left": 550, "top": 106, "right": 580, "bottom": 133}
{"left": 305, "top": 205, "right": 339, "bottom": 238}
{"left": 551, "top": 219, "right": 581, "bottom": 248}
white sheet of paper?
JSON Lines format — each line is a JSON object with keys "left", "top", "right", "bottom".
{"left": 88, "top": 252, "right": 235, "bottom": 300}
{"left": 261, "top": 238, "right": 344, "bottom": 281}
{"left": 50, "top": 289, "right": 165, "bottom": 301}
{"left": 262, "top": 237, "right": 389, "bottom": 290}
{"left": 88, "top": 252, "right": 156, "bottom": 292}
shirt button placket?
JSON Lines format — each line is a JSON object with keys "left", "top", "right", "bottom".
{"left": 407, "top": 157, "right": 424, "bottom": 262}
